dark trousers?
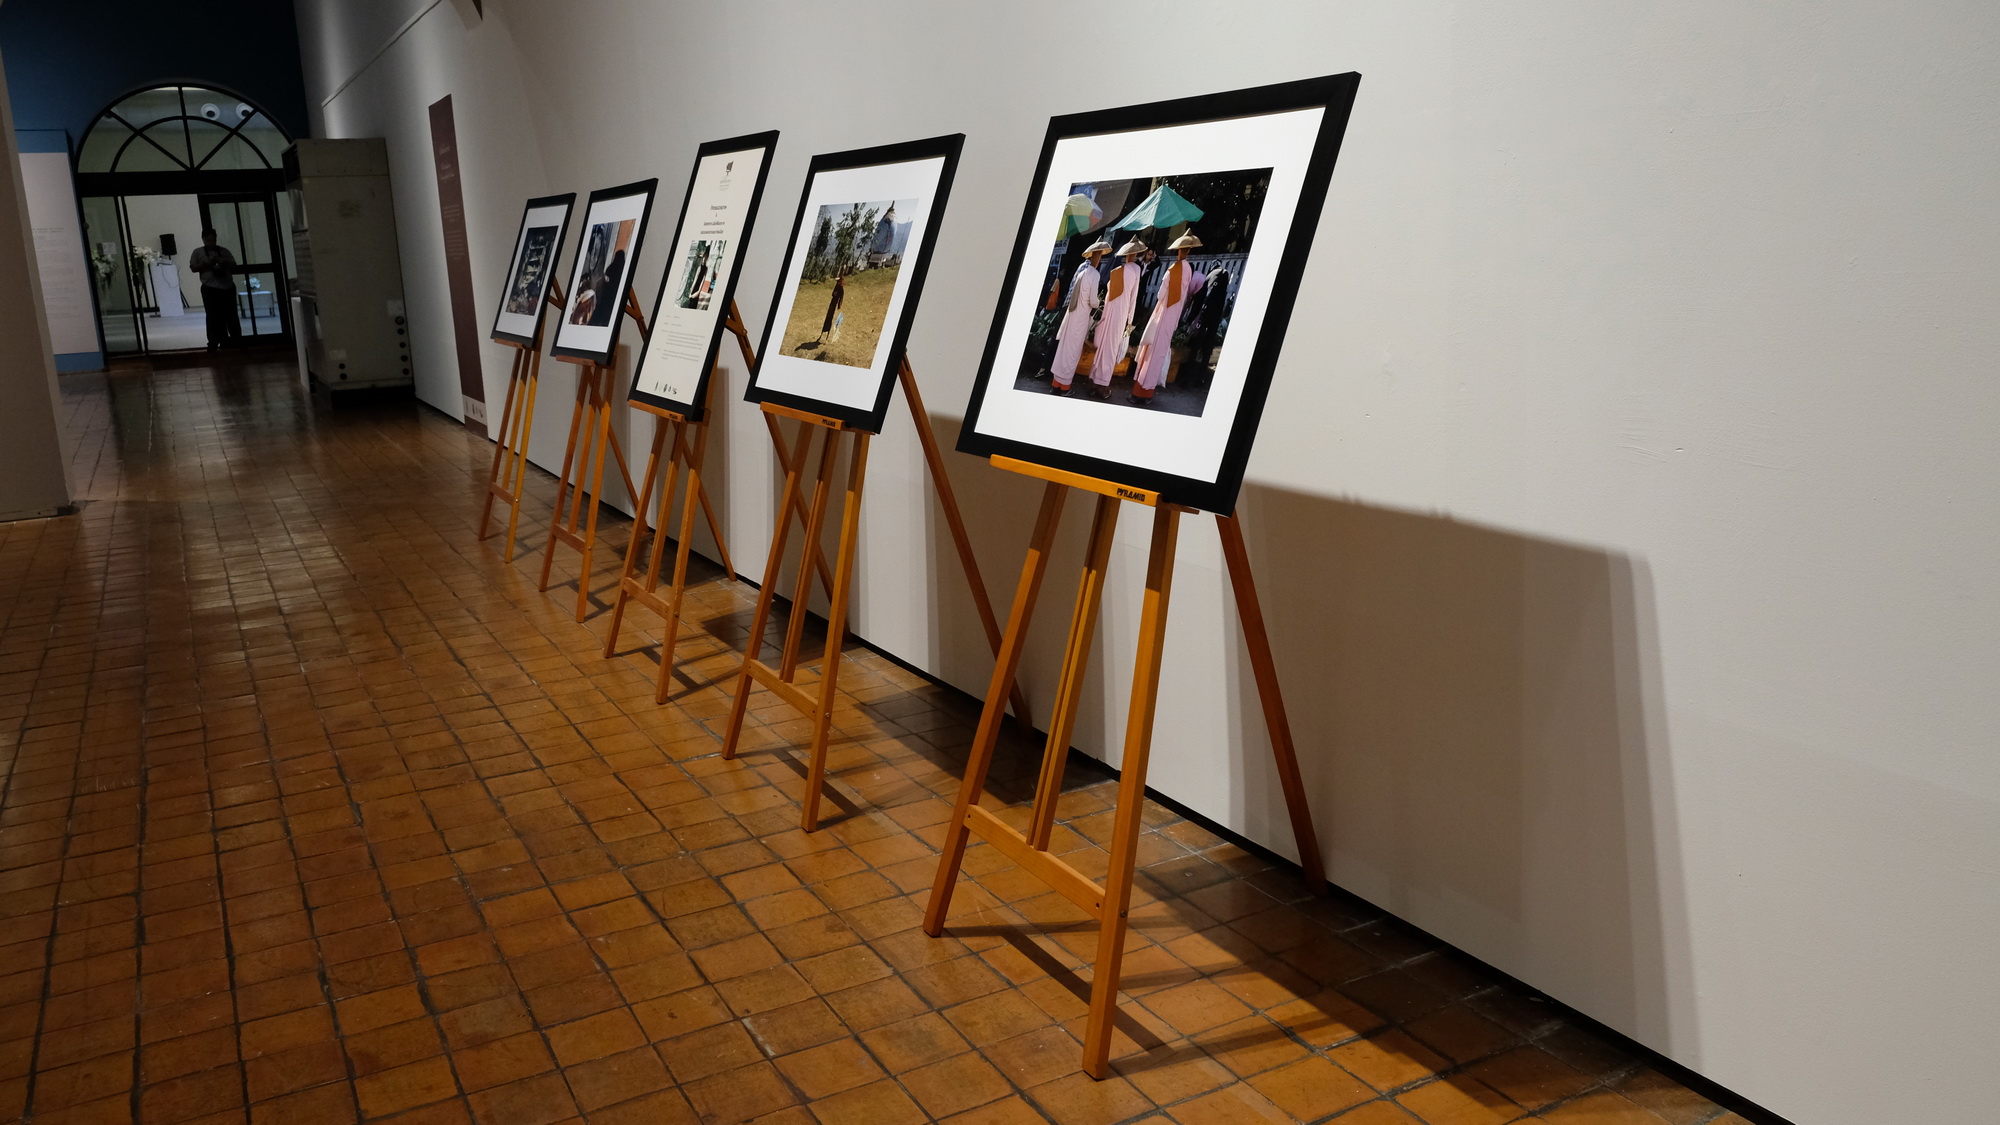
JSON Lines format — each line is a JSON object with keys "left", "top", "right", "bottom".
{"left": 202, "top": 286, "right": 241, "bottom": 346}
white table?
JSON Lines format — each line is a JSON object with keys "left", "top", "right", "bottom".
{"left": 151, "top": 260, "right": 183, "bottom": 317}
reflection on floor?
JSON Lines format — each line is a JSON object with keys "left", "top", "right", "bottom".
{"left": 130, "top": 311, "right": 285, "bottom": 353}
{"left": 141, "top": 313, "right": 211, "bottom": 351}
{"left": 0, "top": 355, "right": 1755, "bottom": 1124}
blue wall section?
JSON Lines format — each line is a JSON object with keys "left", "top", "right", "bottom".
{"left": 15, "top": 128, "right": 67, "bottom": 154}
{"left": 0, "top": 0, "right": 310, "bottom": 142}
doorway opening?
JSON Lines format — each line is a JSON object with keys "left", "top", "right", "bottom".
{"left": 75, "top": 85, "right": 296, "bottom": 357}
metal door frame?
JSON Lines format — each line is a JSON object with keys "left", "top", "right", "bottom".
{"left": 198, "top": 191, "right": 294, "bottom": 344}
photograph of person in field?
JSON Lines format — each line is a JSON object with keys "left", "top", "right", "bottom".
{"left": 777, "top": 198, "right": 916, "bottom": 369}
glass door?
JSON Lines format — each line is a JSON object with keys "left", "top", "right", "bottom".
{"left": 198, "top": 192, "right": 292, "bottom": 342}
{"left": 81, "top": 195, "right": 147, "bottom": 354}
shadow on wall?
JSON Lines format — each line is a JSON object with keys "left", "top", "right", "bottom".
{"left": 911, "top": 429, "right": 1691, "bottom": 1056}
{"left": 1228, "top": 484, "right": 1689, "bottom": 1053}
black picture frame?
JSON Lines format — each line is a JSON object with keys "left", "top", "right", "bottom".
{"left": 549, "top": 177, "right": 660, "bottom": 366}
{"left": 627, "top": 131, "right": 779, "bottom": 421}
{"left": 743, "top": 133, "right": 964, "bottom": 433}
{"left": 955, "top": 73, "right": 1361, "bottom": 513}
{"left": 489, "top": 191, "right": 576, "bottom": 346}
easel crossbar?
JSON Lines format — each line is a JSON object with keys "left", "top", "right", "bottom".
{"left": 744, "top": 658, "right": 819, "bottom": 718}
{"left": 964, "top": 806, "right": 1105, "bottom": 917}
{"left": 615, "top": 579, "right": 673, "bottom": 621}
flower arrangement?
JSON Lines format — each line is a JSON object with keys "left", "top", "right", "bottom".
{"left": 90, "top": 248, "right": 117, "bottom": 289}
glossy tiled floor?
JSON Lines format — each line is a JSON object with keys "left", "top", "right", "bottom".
{"left": 0, "top": 356, "right": 1751, "bottom": 1124}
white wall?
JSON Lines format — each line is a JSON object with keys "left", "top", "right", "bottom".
{"left": 19, "top": 152, "right": 100, "bottom": 354}
{"left": 0, "top": 53, "right": 74, "bottom": 519}
{"left": 294, "top": 3, "right": 2000, "bottom": 1121}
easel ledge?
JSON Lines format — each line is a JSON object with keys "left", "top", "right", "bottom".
{"left": 990, "top": 455, "right": 1163, "bottom": 508}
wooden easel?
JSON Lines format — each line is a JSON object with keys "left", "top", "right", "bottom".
{"left": 599, "top": 305, "right": 759, "bottom": 699}
{"left": 478, "top": 281, "right": 565, "bottom": 561}
{"left": 537, "top": 287, "right": 731, "bottom": 621}
{"left": 922, "top": 459, "right": 1327, "bottom": 1079}
{"left": 718, "top": 402, "right": 869, "bottom": 831}
{"left": 717, "top": 358, "right": 1032, "bottom": 831}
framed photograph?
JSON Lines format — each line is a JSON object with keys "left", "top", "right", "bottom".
{"left": 550, "top": 178, "right": 660, "bottom": 365}
{"left": 744, "top": 134, "right": 964, "bottom": 432}
{"left": 956, "top": 74, "right": 1361, "bottom": 512}
{"left": 490, "top": 192, "right": 575, "bottom": 345}
{"left": 628, "top": 131, "right": 779, "bottom": 420}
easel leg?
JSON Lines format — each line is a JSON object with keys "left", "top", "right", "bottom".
{"left": 1216, "top": 513, "right": 1327, "bottom": 892}
{"left": 575, "top": 366, "right": 617, "bottom": 621}
{"left": 503, "top": 347, "right": 542, "bottom": 562}
{"left": 655, "top": 420, "right": 712, "bottom": 704}
{"left": 601, "top": 392, "right": 641, "bottom": 514}
{"left": 800, "top": 432, "right": 870, "bottom": 831}
{"left": 779, "top": 429, "right": 840, "bottom": 680}
{"left": 636, "top": 424, "right": 687, "bottom": 655}
{"left": 693, "top": 473, "right": 735, "bottom": 580}
{"left": 765, "top": 411, "right": 835, "bottom": 599}
{"left": 721, "top": 422, "right": 815, "bottom": 760}
{"left": 604, "top": 418, "right": 670, "bottom": 657}
{"left": 1026, "top": 496, "right": 1121, "bottom": 849}
{"left": 538, "top": 368, "right": 593, "bottom": 592}
{"left": 692, "top": 371, "right": 736, "bottom": 580}
{"left": 898, "top": 360, "right": 1034, "bottom": 726}
{"left": 923, "top": 482, "right": 1069, "bottom": 936}
{"left": 478, "top": 347, "right": 525, "bottom": 541}
{"left": 1081, "top": 503, "right": 1182, "bottom": 1079}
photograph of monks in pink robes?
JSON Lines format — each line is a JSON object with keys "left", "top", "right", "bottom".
{"left": 778, "top": 198, "right": 917, "bottom": 369}
{"left": 1017, "top": 167, "right": 1270, "bottom": 416}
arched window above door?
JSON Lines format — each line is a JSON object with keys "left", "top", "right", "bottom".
{"left": 77, "top": 86, "right": 291, "bottom": 174}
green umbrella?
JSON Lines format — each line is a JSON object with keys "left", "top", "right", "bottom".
{"left": 1054, "top": 193, "right": 1103, "bottom": 239}
{"left": 1112, "top": 184, "right": 1204, "bottom": 231}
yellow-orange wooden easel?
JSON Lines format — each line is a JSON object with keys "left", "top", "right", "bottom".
{"left": 536, "top": 288, "right": 729, "bottom": 621}
{"left": 598, "top": 305, "right": 771, "bottom": 701}
{"left": 717, "top": 358, "right": 1032, "bottom": 831}
{"left": 477, "top": 280, "right": 564, "bottom": 561}
{"left": 922, "top": 458, "right": 1327, "bottom": 1079}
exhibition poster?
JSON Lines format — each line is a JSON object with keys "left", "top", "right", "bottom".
{"left": 629, "top": 132, "right": 779, "bottom": 420}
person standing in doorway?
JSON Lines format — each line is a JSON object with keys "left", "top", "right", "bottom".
{"left": 189, "top": 229, "right": 240, "bottom": 349}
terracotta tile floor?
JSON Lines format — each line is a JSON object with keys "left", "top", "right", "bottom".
{"left": 0, "top": 356, "right": 1752, "bottom": 1124}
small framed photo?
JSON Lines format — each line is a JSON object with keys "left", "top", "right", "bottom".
{"left": 550, "top": 178, "right": 660, "bottom": 365}
{"left": 956, "top": 74, "right": 1361, "bottom": 512}
{"left": 491, "top": 192, "right": 575, "bottom": 346}
{"left": 744, "top": 134, "right": 964, "bottom": 432}
{"left": 628, "top": 131, "right": 779, "bottom": 421}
